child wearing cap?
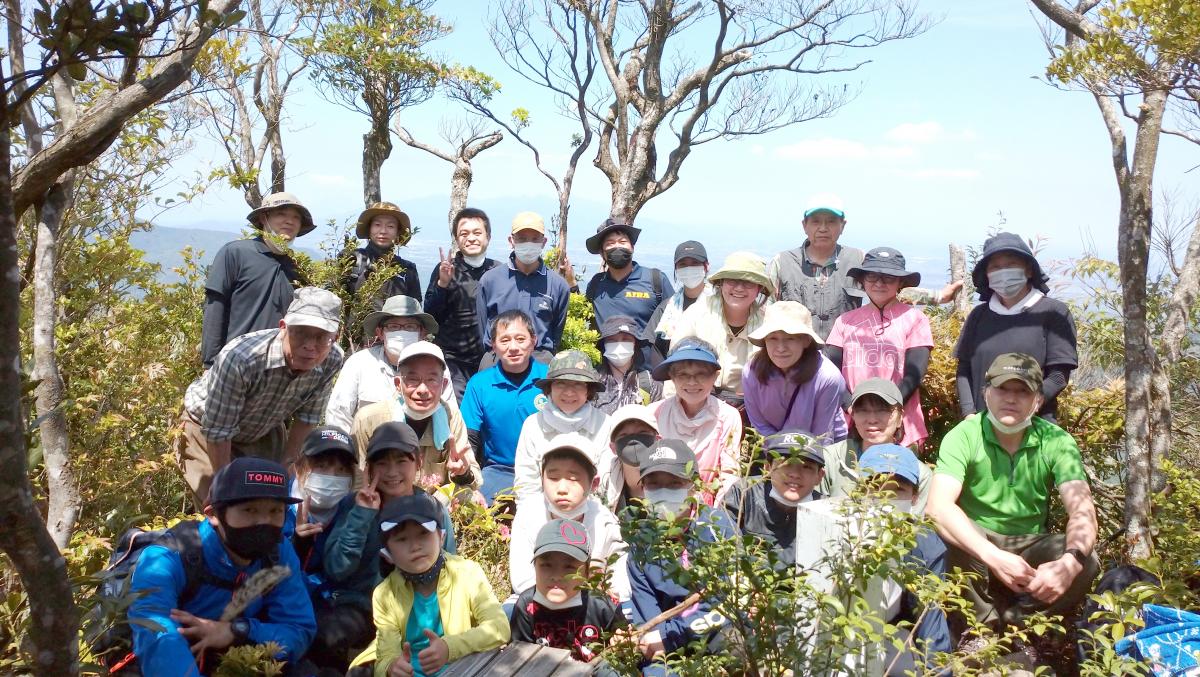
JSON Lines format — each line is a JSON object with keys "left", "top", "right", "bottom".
{"left": 722, "top": 431, "right": 827, "bottom": 567}
{"left": 348, "top": 493, "right": 509, "bottom": 676}
{"left": 126, "top": 458, "right": 317, "bottom": 676}
{"left": 512, "top": 349, "right": 615, "bottom": 501}
{"left": 323, "top": 422, "right": 457, "bottom": 645}
{"left": 826, "top": 247, "right": 934, "bottom": 448}
{"left": 286, "top": 426, "right": 367, "bottom": 670}
{"left": 626, "top": 440, "right": 738, "bottom": 673}
{"left": 607, "top": 403, "right": 661, "bottom": 506}
{"left": 510, "top": 442, "right": 630, "bottom": 603}
{"left": 511, "top": 519, "right": 627, "bottom": 662}
{"left": 743, "top": 301, "right": 848, "bottom": 440}
{"left": 857, "top": 444, "right": 952, "bottom": 671}
{"left": 648, "top": 338, "right": 741, "bottom": 505}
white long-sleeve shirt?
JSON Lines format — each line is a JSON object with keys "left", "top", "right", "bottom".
{"left": 512, "top": 407, "right": 617, "bottom": 507}
{"left": 509, "top": 495, "right": 631, "bottom": 602}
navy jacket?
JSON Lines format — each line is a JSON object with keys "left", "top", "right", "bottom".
{"left": 626, "top": 505, "right": 738, "bottom": 653}
{"left": 424, "top": 254, "right": 500, "bottom": 366}
{"left": 898, "top": 529, "right": 953, "bottom": 657}
{"left": 128, "top": 519, "right": 316, "bottom": 675}
{"left": 475, "top": 253, "right": 570, "bottom": 352}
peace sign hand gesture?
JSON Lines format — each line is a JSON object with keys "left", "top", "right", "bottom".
{"left": 436, "top": 247, "right": 454, "bottom": 289}
{"left": 356, "top": 474, "right": 382, "bottom": 511}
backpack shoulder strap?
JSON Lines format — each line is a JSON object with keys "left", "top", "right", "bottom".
{"left": 169, "top": 521, "right": 235, "bottom": 604}
{"left": 650, "top": 268, "right": 664, "bottom": 305}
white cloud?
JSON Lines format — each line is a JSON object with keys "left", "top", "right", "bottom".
{"left": 773, "top": 137, "right": 915, "bottom": 161}
{"left": 885, "top": 121, "right": 944, "bottom": 144}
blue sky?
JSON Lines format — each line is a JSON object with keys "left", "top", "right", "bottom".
{"left": 154, "top": 0, "right": 1198, "bottom": 286}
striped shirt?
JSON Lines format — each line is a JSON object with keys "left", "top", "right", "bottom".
{"left": 184, "top": 329, "right": 343, "bottom": 442}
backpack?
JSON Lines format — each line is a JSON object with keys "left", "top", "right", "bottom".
{"left": 85, "top": 520, "right": 277, "bottom": 674}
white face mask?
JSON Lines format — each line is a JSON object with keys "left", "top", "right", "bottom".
{"left": 403, "top": 400, "right": 437, "bottom": 421}
{"left": 513, "top": 242, "right": 543, "bottom": 265}
{"left": 304, "top": 473, "right": 353, "bottom": 510}
{"left": 644, "top": 487, "right": 689, "bottom": 519}
{"left": 462, "top": 252, "right": 487, "bottom": 268}
{"left": 676, "top": 265, "right": 706, "bottom": 289}
{"left": 544, "top": 496, "right": 585, "bottom": 520}
{"left": 987, "top": 408, "right": 1034, "bottom": 434}
{"left": 603, "top": 341, "right": 636, "bottom": 368}
{"left": 384, "top": 330, "right": 420, "bottom": 358}
{"left": 987, "top": 267, "right": 1028, "bottom": 300}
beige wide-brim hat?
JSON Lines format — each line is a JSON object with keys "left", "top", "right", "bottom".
{"left": 362, "top": 295, "right": 438, "bottom": 337}
{"left": 356, "top": 201, "right": 413, "bottom": 240}
{"left": 748, "top": 301, "right": 823, "bottom": 346}
{"left": 247, "top": 192, "right": 316, "bottom": 236}
{"left": 708, "top": 251, "right": 775, "bottom": 297}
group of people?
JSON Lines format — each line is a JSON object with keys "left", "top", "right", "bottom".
{"left": 116, "top": 190, "right": 1100, "bottom": 676}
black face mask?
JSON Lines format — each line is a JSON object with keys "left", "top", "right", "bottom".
{"left": 614, "top": 433, "right": 656, "bottom": 465}
{"left": 222, "top": 523, "right": 283, "bottom": 561}
{"left": 604, "top": 246, "right": 633, "bottom": 269}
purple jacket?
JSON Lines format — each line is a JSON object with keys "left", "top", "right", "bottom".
{"left": 743, "top": 352, "right": 848, "bottom": 440}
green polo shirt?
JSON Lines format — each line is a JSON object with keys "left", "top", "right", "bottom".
{"left": 934, "top": 413, "right": 1086, "bottom": 536}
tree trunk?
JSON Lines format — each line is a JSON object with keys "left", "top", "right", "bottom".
{"left": 0, "top": 100, "right": 80, "bottom": 677}
{"left": 33, "top": 179, "right": 78, "bottom": 550}
{"left": 361, "top": 113, "right": 392, "bottom": 207}
{"left": 447, "top": 159, "right": 470, "bottom": 230}
{"left": 268, "top": 123, "right": 285, "bottom": 195}
{"left": 1120, "top": 87, "right": 1168, "bottom": 560}
{"left": 949, "top": 244, "right": 972, "bottom": 318}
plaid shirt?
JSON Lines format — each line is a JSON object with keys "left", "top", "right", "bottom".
{"left": 184, "top": 328, "right": 344, "bottom": 442}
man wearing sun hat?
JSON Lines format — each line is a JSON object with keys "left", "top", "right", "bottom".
{"left": 583, "top": 218, "right": 674, "bottom": 356}
{"left": 927, "top": 353, "right": 1099, "bottom": 639}
{"left": 324, "top": 295, "right": 454, "bottom": 431}
{"left": 201, "top": 192, "right": 316, "bottom": 367}
{"left": 475, "top": 211, "right": 570, "bottom": 359}
{"left": 179, "top": 287, "right": 345, "bottom": 509}
{"left": 342, "top": 201, "right": 423, "bottom": 306}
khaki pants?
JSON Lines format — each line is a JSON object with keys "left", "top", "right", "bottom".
{"left": 945, "top": 522, "right": 1100, "bottom": 632}
{"left": 175, "top": 410, "right": 286, "bottom": 511}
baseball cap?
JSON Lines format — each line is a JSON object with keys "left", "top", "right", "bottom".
{"left": 850, "top": 378, "right": 904, "bottom": 407}
{"left": 366, "top": 421, "right": 420, "bottom": 462}
{"left": 651, "top": 336, "right": 721, "bottom": 382}
{"left": 673, "top": 240, "right": 708, "bottom": 265}
{"left": 858, "top": 443, "right": 921, "bottom": 487}
{"left": 533, "top": 518, "right": 591, "bottom": 562}
{"left": 598, "top": 316, "right": 639, "bottom": 341}
{"left": 984, "top": 353, "right": 1043, "bottom": 391}
{"left": 379, "top": 492, "right": 442, "bottom": 534}
{"left": 511, "top": 211, "right": 546, "bottom": 235}
{"left": 397, "top": 340, "right": 447, "bottom": 370}
{"left": 541, "top": 437, "right": 599, "bottom": 479}
{"left": 301, "top": 426, "right": 355, "bottom": 462}
{"left": 802, "top": 193, "right": 846, "bottom": 219}
{"left": 207, "top": 457, "right": 301, "bottom": 508}
{"left": 639, "top": 439, "right": 697, "bottom": 481}
{"left": 763, "top": 431, "right": 826, "bottom": 466}
{"left": 283, "top": 287, "right": 342, "bottom": 334}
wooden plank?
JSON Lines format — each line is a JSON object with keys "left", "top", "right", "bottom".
{"left": 470, "top": 641, "right": 544, "bottom": 674}
{"left": 439, "top": 647, "right": 503, "bottom": 676}
{"left": 507, "top": 643, "right": 574, "bottom": 677}
{"left": 551, "top": 656, "right": 604, "bottom": 676}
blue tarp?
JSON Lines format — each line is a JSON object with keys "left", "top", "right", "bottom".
{"left": 1115, "top": 604, "right": 1200, "bottom": 676}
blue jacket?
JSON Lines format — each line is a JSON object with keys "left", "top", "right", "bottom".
{"left": 475, "top": 253, "right": 570, "bottom": 352}
{"left": 128, "top": 519, "right": 316, "bottom": 676}
{"left": 322, "top": 490, "right": 458, "bottom": 612}
{"left": 898, "top": 529, "right": 953, "bottom": 658}
{"left": 627, "top": 505, "right": 738, "bottom": 654}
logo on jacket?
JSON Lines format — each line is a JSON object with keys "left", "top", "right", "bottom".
{"left": 534, "top": 393, "right": 549, "bottom": 411}
{"left": 624, "top": 291, "right": 651, "bottom": 299}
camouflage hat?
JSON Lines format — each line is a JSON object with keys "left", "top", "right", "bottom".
{"left": 984, "top": 353, "right": 1043, "bottom": 391}
{"left": 536, "top": 349, "right": 605, "bottom": 392}
{"left": 356, "top": 201, "right": 413, "bottom": 241}
{"left": 246, "top": 192, "right": 316, "bottom": 237}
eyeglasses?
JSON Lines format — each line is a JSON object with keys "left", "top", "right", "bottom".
{"left": 381, "top": 321, "right": 423, "bottom": 332}
{"left": 670, "top": 370, "right": 712, "bottom": 383}
{"left": 862, "top": 273, "right": 900, "bottom": 285}
{"left": 722, "top": 279, "right": 760, "bottom": 290}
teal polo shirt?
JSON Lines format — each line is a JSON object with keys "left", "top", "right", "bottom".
{"left": 934, "top": 413, "right": 1087, "bottom": 536}
{"left": 460, "top": 361, "right": 549, "bottom": 467}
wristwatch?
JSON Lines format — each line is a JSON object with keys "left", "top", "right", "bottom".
{"left": 1064, "top": 547, "right": 1088, "bottom": 565}
{"left": 229, "top": 617, "right": 252, "bottom": 646}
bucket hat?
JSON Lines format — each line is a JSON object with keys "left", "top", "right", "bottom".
{"left": 708, "top": 251, "right": 775, "bottom": 297}
{"left": 748, "top": 301, "right": 823, "bottom": 346}
{"left": 535, "top": 349, "right": 605, "bottom": 392}
{"left": 247, "top": 192, "right": 316, "bottom": 237}
{"left": 362, "top": 295, "right": 438, "bottom": 337}
{"left": 971, "top": 232, "right": 1050, "bottom": 301}
{"left": 585, "top": 218, "right": 641, "bottom": 255}
{"left": 847, "top": 247, "right": 921, "bottom": 288}
{"left": 356, "top": 201, "right": 413, "bottom": 241}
